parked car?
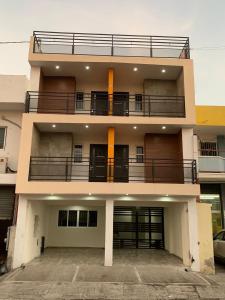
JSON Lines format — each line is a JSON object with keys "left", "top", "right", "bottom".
{"left": 214, "top": 230, "right": 225, "bottom": 263}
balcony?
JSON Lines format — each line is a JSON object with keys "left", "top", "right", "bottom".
{"left": 29, "top": 157, "right": 197, "bottom": 184}
{"left": 25, "top": 91, "right": 185, "bottom": 118}
{"left": 33, "top": 31, "right": 190, "bottom": 59}
{"left": 198, "top": 145, "right": 225, "bottom": 173}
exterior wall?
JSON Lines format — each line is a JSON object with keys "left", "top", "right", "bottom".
{"left": 0, "top": 75, "right": 27, "bottom": 110}
{"left": 0, "top": 111, "right": 22, "bottom": 171}
{"left": 164, "top": 202, "right": 189, "bottom": 265}
{"left": 46, "top": 205, "right": 105, "bottom": 248}
{"left": 197, "top": 202, "right": 215, "bottom": 274}
{"left": 144, "top": 79, "right": 177, "bottom": 95}
{"left": 39, "top": 133, "right": 73, "bottom": 157}
{"left": 13, "top": 197, "right": 47, "bottom": 268}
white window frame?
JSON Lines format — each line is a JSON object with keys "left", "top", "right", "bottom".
{"left": 136, "top": 146, "right": 144, "bottom": 163}
{"left": 0, "top": 127, "right": 7, "bottom": 150}
{"left": 58, "top": 209, "right": 98, "bottom": 228}
{"left": 74, "top": 144, "right": 83, "bottom": 163}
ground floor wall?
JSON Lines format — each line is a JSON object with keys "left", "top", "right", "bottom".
{"left": 46, "top": 205, "right": 105, "bottom": 248}
{"left": 12, "top": 196, "right": 214, "bottom": 274}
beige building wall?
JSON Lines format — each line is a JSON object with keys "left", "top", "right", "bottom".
{"left": 197, "top": 202, "right": 215, "bottom": 274}
{"left": 0, "top": 75, "right": 27, "bottom": 110}
{"left": 0, "top": 111, "right": 22, "bottom": 171}
{"left": 46, "top": 205, "right": 105, "bottom": 248}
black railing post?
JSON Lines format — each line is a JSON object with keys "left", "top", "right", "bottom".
{"left": 66, "top": 93, "right": 69, "bottom": 114}
{"left": 28, "top": 157, "right": 32, "bottom": 181}
{"left": 65, "top": 157, "right": 68, "bottom": 182}
{"left": 150, "top": 36, "right": 153, "bottom": 57}
{"left": 25, "top": 92, "right": 30, "bottom": 113}
{"left": 152, "top": 159, "right": 154, "bottom": 183}
{"left": 111, "top": 34, "right": 114, "bottom": 56}
{"left": 72, "top": 33, "right": 75, "bottom": 54}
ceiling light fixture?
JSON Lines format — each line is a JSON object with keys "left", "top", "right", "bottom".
{"left": 161, "top": 69, "right": 166, "bottom": 73}
{"left": 55, "top": 65, "right": 60, "bottom": 70}
{"left": 162, "top": 126, "right": 166, "bottom": 130}
{"left": 85, "top": 65, "right": 90, "bottom": 70}
{"left": 85, "top": 125, "right": 89, "bottom": 128}
{"left": 88, "top": 193, "right": 92, "bottom": 196}
{"left": 133, "top": 126, "right": 137, "bottom": 130}
{"left": 52, "top": 124, "right": 56, "bottom": 128}
{"left": 133, "top": 67, "right": 138, "bottom": 72}
{"left": 125, "top": 193, "right": 129, "bottom": 196}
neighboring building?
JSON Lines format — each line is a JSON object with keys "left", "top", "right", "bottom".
{"left": 0, "top": 75, "right": 27, "bottom": 265}
{"left": 11, "top": 31, "right": 214, "bottom": 273}
{"left": 196, "top": 106, "right": 225, "bottom": 235}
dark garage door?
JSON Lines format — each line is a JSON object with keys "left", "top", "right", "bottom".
{"left": 0, "top": 186, "right": 15, "bottom": 258}
{"left": 113, "top": 207, "right": 164, "bottom": 249}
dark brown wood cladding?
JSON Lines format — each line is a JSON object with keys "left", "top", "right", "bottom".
{"left": 38, "top": 76, "right": 76, "bottom": 114}
{"left": 144, "top": 132, "right": 184, "bottom": 183}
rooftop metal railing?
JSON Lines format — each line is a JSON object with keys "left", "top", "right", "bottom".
{"left": 29, "top": 157, "right": 197, "bottom": 184}
{"left": 33, "top": 31, "right": 190, "bottom": 59}
{"left": 25, "top": 91, "right": 185, "bottom": 117}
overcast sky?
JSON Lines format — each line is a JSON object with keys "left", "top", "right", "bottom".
{"left": 0, "top": 0, "right": 225, "bottom": 105}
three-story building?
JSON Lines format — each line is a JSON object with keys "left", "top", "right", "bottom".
{"left": 12, "top": 31, "right": 214, "bottom": 273}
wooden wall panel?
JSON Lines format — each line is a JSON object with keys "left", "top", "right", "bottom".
{"left": 38, "top": 76, "right": 76, "bottom": 114}
{"left": 144, "top": 132, "right": 184, "bottom": 183}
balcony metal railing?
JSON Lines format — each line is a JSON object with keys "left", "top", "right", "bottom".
{"left": 25, "top": 91, "right": 185, "bottom": 118}
{"left": 33, "top": 31, "right": 190, "bottom": 59}
{"left": 29, "top": 157, "right": 197, "bottom": 184}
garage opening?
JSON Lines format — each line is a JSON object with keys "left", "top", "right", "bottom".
{"left": 0, "top": 186, "right": 15, "bottom": 260}
{"left": 113, "top": 206, "right": 164, "bottom": 249}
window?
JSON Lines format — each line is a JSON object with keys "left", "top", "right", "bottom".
{"left": 136, "top": 146, "right": 144, "bottom": 163}
{"left": 74, "top": 145, "right": 83, "bottom": 163}
{"left": 135, "top": 94, "right": 142, "bottom": 112}
{"left": 79, "top": 210, "right": 88, "bottom": 227}
{"left": 200, "top": 141, "right": 217, "bottom": 156}
{"left": 76, "top": 92, "right": 84, "bottom": 110}
{"left": 89, "top": 211, "right": 98, "bottom": 227}
{"left": 0, "top": 128, "right": 6, "bottom": 149}
{"left": 58, "top": 210, "right": 97, "bottom": 227}
{"left": 68, "top": 210, "right": 77, "bottom": 227}
{"left": 58, "top": 210, "right": 68, "bottom": 227}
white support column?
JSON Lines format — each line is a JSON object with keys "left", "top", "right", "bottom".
{"left": 188, "top": 198, "right": 200, "bottom": 272}
{"left": 182, "top": 128, "right": 194, "bottom": 159}
{"left": 12, "top": 195, "right": 28, "bottom": 269}
{"left": 104, "top": 200, "right": 114, "bottom": 266}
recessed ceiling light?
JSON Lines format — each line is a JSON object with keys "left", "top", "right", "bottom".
{"left": 133, "top": 126, "right": 137, "bottom": 130}
{"left": 133, "top": 67, "right": 138, "bottom": 72}
{"left": 125, "top": 193, "right": 129, "bottom": 196}
{"left": 88, "top": 193, "right": 92, "bottom": 196}
{"left": 85, "top": 65, "right": 90, "bottom": 70}
{"left": 161, "top": 69, "right": 166, "bottom": 73}
{"left": 55, "top": 65, "right": 60, "bottom": 70}
{"left": 162, "top": 126, "right": 166, "bottom": 130}
{"left": 165, "top": 194, "right": 169, "bottom": 197}
{"left": 52, "top": 124, "right": 56, "bottom": 128}
{"left": 85, "top": 125, "right": 89, "bottom": 128}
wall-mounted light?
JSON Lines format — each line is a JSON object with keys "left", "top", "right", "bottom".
{"left": 85, "top": 125, "right": 89, "bottom": 128}
{"left": 161, "top": 69, "right": 166, "bottom": 73}
{"left": 52, "top": 124, "right": 56, "bottom": 128}
{"left": 162, "top": 126, "right": 166, "bottom": 130}
{"left": 133, "top": 67, "right": 138, "bottom": 72}
{"left": 85, "top": 65, "right": 90, "bottom": 70}
{"left": 55, "top": 65, "right": 60, "bottom": 70}
{"left": 133, "top": 126, "right": 137, "bottom": 130}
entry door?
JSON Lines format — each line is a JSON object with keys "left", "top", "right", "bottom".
{"left": 91, "top": 91, "right": 108, "bottom": 115}
{"left": 113, "top": 92, "right": 129, "bottom": 116}
{"left": 114, "top": 145, "right": 129, "bottom": 182}
{"left": 89, "top": 144, "right": 108, "bottom": 182}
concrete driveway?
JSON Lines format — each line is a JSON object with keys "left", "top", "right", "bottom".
{"left": 0, "top": 248, "right": 220, "bottom": 299}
